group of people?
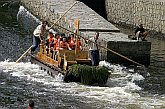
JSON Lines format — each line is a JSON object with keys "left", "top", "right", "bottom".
{"left": 45, "top": 30, "right": 82, "bottom": 53}
{"left": 31, "top": 20, "right": 100, "bottom": 66}
{"left": 31, "top": 20, "right": 82, "bottom": 53}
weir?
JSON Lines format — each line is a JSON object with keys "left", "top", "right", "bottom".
{"left": 20, "top": 0, "right": 151, "bottom": 66}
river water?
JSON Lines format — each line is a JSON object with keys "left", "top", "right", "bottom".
{"left": 0, "top": 0, "right": 165, "bottom": 109}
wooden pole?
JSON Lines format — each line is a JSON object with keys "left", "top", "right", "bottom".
{"left": 54, "top": 24, "right": 145, "bottom": 67}
{"left": 16, "top": 46, "right": 33, "bottom": 63}
{"left": 74, "top": 19, "right": 79, "bottom": 56}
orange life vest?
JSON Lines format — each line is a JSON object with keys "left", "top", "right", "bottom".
{"left": 60, "top": 41, "right": 68, "bottom": 50}
{"left": 69, "top": 40, "right": 75, "bottom": 50}
{"left": 47, "top": 35, "right": 55, "bottom": 48}
{"left": 71, "top": 38, "right": 75, "bottom": 43}
{"left": 76, "top": 39, "right": 82, "bottom": 50}
{"left": 53, "top": 38, "right": 59, "bottom": 51}
{"left": 48, "top": 37, "right": 54, "bottom": 44}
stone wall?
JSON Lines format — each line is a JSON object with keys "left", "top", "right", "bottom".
{"left": 105, "top": 0, "right": 165, "bottom": 34}
{"left": 107, "top": 41, "right": 151, "bottom": 66}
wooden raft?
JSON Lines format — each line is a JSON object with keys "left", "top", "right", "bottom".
{"left": 34, "top": 43, "right": 91, "bottom": 72}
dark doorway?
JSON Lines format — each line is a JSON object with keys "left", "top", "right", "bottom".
{"left": 78, "top": 0, "right": 107, "bottom": 19}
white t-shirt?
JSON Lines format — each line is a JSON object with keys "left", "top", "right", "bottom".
{"left": 33, "top": 25, "right": 50, "bottom": 37}
{"left": 88, "top": 37, "right": 99, "bottom": 50}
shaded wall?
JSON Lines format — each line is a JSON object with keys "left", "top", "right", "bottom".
{"left": 107, "top": 41, "right": 151, "bottom": 66}
{"left": 78, "top": 0, "right": 107, "bottom": 19}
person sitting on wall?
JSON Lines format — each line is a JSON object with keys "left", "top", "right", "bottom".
{"left": 31, "top": 20, "right": 50, "bottom": 53}
{"left": 135, "top": 24, "right": 148, "bottom": 41}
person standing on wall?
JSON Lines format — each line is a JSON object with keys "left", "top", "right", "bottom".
{"left": 88, "top": 32, "right": 100, "bottom": 66}
{"left": 31, "top": 20, "right": 50, "bottom": 53}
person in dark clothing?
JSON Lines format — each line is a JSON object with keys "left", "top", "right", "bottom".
{"left": 135, "top": 24, "right": 148, "bottom": 41}
{"left": 28, "top": 100, "right": 34, "bottom": 109}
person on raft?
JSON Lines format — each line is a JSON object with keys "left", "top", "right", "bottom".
{"left": 31, "top": 20, "right": 50, "bottom": 53}
{"left": 45, "top": 29, "right": 56, "bottom": 55}
{"left": 87, "top": 32, "right": 100, "bottom": 66}
{"left": 60, "top": 37, "right": 72, "bottom": 50}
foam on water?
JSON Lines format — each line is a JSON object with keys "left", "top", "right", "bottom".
{"left": 0, "top": 61, "right": 165, "bottom": 109}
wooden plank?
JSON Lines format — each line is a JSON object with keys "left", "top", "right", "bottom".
{"left": 76, "top": 59, "right": 91, "bottom": 63}
{"left": 76, "top": 51, "right": 89, "bottom": 59}
{"left": 31, "top": 54, "right": 65, "bottom": 77}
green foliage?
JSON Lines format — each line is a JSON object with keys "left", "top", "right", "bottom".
{"left": 68, "top": 64, "right": 81, "bottom": 77}
{"left": 94, "top": 66, "right": 110, "bottom": 85}
{"left": 67, "top": 64, "right": 110, "bottom": 85}
{"left": 80, "top": 65, "right": 94, "bottom": 85}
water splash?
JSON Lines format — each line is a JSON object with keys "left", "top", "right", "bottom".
{"left": 0, "top": 60, "right": 164, "bottom": 108}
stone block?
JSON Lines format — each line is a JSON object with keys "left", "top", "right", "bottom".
{"left": 107, "top": 40, "right": 151, "bottom": 66}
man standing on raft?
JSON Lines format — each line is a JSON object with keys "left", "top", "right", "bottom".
{"left": 31, "top": 20, "right": 50, "bottom": 53}
{"left": 88, "top": 32, "right": 100, "bottom": 66}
